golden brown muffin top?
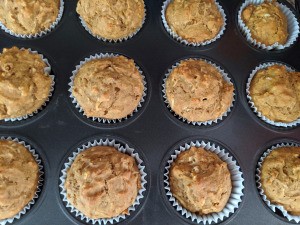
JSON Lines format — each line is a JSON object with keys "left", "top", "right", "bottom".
{"left": 76, "top": 0, "right": 145, "bottom": 40}
{"left": 250, "top": 65, "right": 300, "bottom": 123}
{"left": 72, "top": 56, "right": 144, "bottom": 120}
{"left": 0, "top": 0, "right": 60, "bottom": 35}
{"left": 166, "top": 59, "right": 233, "bottom": 122}
{"left": 65, "top": 146, "right": 141, "bottom": 219}
{"left": 261, "top": 146, "right": 300, "bottom": 215}
{"left": 170, "top": 147, "right": 232, "bottom": 214}
{"left": 0, "top": 140, "right": 39, "bottom": 220}
{"left": 165, "top": 0, "right": 224, "bottom": 43}
{"left": 0, "top": 47, "right": 52, "bottom": 120}
{"left": 242, "top": 1, "right": 288, "bottom": 46}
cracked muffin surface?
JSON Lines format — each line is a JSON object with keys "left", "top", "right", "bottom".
{"left": 249, "top": 65, "right": 300, "bottom": 123}
{"left": 0, "top": 140, "right": 39, "bottom": 220}
{"left": 165, "top": 59, "right": 233, "bottom": 122}
{"left": 0, "top": 47, "right": 52, "bottom": 120}
{"left": 165, "top": 0, "right": 224, "bottom": 43}
{"left": 242, "top": 1, "right": 288, "bottom": 46}
{"left": 261, "top": 146, "right": 300, "bottom": 215}
{"left": 0, "top": 0, "right": 60, "bottom": 35}
{"left": 64, "top": 146, "right": 141, "bottom": 219}
{"left": 76, "top": 0, "right": 145, "bottom": 40}
{"left": 72, "top": 56, "right": 144, "bottom": 120}
{"left": 169, "top": 147, "right": 232, "bottom": 214}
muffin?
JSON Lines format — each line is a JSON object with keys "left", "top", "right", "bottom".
{"left": 0, "top": 139, "right": 39, "bottom": 220}
{"left": 0, "top": 0, "right": 60, "bottom": 35}
{"left": 169, "top": 146, "right": 232, "bottom": 214}
{"left": 165, "top": 0, "right": 224, "bottom": 43}
{"left": 64, "top": 145, "right": 141, "bottom": 219}
{"left": 76, "top": 0, "right": 145, "bottom": 40}
{"left": 241, "top": 1, "right": 288, "bottom": 46}
{"left": 0, "top": 47, "right": 52, "bottom": 120}
{"left": 249, "top": 65, "right": 300, "bottom": 123}
{"left": 260, "top": 146, "right": 300, "bottom": 215}
{"left": 72, "top": 55, "right": 144, "bottom": 120}
{"left": 165, "top": 59, "right": 234, "bottom": 122}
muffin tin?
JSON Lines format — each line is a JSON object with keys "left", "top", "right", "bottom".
{"left": 0, "top": 0, "right": 299, "bottom": 224}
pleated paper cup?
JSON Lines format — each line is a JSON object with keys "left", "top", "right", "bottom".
{"left": 246, "top": 62, "right": 300, "bottom": 127}
{"left": 78, "top": 3, "right": 146, "bottom": 43}
{"left": 69, "top": 53, "right": 147, "bottom": 124}
{"left": 0, "top": 136, "right": 44, "bottom": 225}
{"left": 161, "top": 0, "right": 227, "bottom": 46}
{"left": 59, "top": 138, "right": 147, "bottom": 225}
{"left": 164, "top": 140, "right": 244, "bottom": 224}
{"left": 2, "top": 48, "right": 55, "bottom": 122}
{"left": 162, "top": 58, "right": 235, "bottom": 126}
{"left": 238, "top": 0, "right": 300, "bottom": 50}
{"left": 256, "top": 142, "right": 300, "bottom": 223}
{"left": 0, "top": 0, "right": 64, "bottom": 39}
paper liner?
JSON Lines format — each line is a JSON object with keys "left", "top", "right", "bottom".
{"left": 0, "top": 136, "right": 44, "bottom": 225}
{"left": 164, "top": 140, "right": 244, "bottom": 224}
{"left": 0, "top": 0, "right": 64, "bottom": 38}
{"left": 246, "top": 62, "right": 300, "bottom": 127}
{"left": 78, "top": 3, "right": 146, "bottom": 43}
{"left": 162, "top": 58, "right": 235, "bottom": 126}
{"left": 238, "top": 0, "right": 300, "bottom": 50}
{"left": 256, "top": 142, "right": 300, "bottom": 223}
{"left": 59, "top": 138, "right": 147, "bottom": 225}
{"left": 2, "top": 48, "right": 55, "bottom": 122}
{"left": 69, "top": 53, "right": 147, "bottom": 124}
{"left": 161, "top": 0, "right": 227, "bottom": 46}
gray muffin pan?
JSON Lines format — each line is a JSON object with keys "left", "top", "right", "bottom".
{"left": 0, "top": 0, "right": 299, "bottom": 224}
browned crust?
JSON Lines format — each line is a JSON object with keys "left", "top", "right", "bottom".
{"left": 65, "top": 146, "right": 141, "bottom": 219}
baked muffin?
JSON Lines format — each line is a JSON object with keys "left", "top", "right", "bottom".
{"left": 165, "top": 0, "right": 224, "bottom": 43}
{"left": 0, "top": 140, "right": 39, "bottom": 219}
{"left": 261, "top": 146, "right": 300, "bottom": 215}
{"left": 65, "top": 146, "right": 141, "bottom": 219}
{"left": 0, "top": 0, "right": 60, "bottom": 35}
{"left": 72, "top": 56, "right": 144, "bottom": 120}
{"left": 76, "top": 0, "right": 145, "bottom": 40}
{"left": 0, "top": 47, "right": 52, "bottom": 119}
{"left": 169, "top": 147, "right": 232, "bottom": 214}
{"left": 241, "top": 1, "right": 288, "bottom": 46}
{"left": 165, "top": 59, "right": 234, "bottom": 122}
{"left": 249, "top": 65, "right": 300, "bottom": 123}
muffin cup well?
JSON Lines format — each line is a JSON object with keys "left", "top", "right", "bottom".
{"left": 2, "top": 48, "right": 55, "bottom": 122}
{"left": 0, "top": 136, "right": 44, "bottom": 225}
{"left": 162, "top": 58, "right": 235, "bottom": 126}
{"left": 246, "top": 62, "right": 300, "bottom": 127}
{"left": 161, "top": 0, "right": 227, "bottom": 46}
{"left": 164, "top": 140, "right": 244, "bottom": 224}
{"left": 78, "top": 4, "right": 146, "bottom": 43}
{"left": 256, "top": 142, "right": 300, "bottom": 223}
{"left": 69, "top": 53, "right": 147, "bottom": 124}
{"left": 59, "top": 138, "right": 147, "bottom": 225}
{"left": 238, "top": 0, "right": 300, "bottom": 50}
{"left": 0, "top": 0, "right": 64, "bottom": 38}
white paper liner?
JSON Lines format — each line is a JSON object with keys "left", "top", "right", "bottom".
{"left": 256, "top": 142, "right": 300, "bottom": 223}
{"left": 78, "top": 3, "right": 146, "bottom": 42}
{"left": 162, "top": 58, "right": 235, "bottom": 126}
{"left": 0, "top": 136, "right": 44, "bottom": 225}
{"left": 0, "top": 0, "right": 64, "bottom": 38}
{"left": 161, "top": 0, "right": 227, "bottom": 46}
{"left": 238, "top": 0, "right": 300, "bottom": 50}
{"left": 69, "top": 53, "right": 147, "bottom": 124}
{"left": 164, "top": 140, "right": 244, "bottom": 224}
{"left": 59, "top": 138, "right": 147, "bottom": 225}
{"left": 246, "top": 62, "right": 300, "bottom": 127}
{"left": 2, "top": 48, "right": 55, "bottom": 122}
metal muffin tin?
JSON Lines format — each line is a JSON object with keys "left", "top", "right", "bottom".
{"left": 0, "top": 0, "right": 299, "bottom": 224}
